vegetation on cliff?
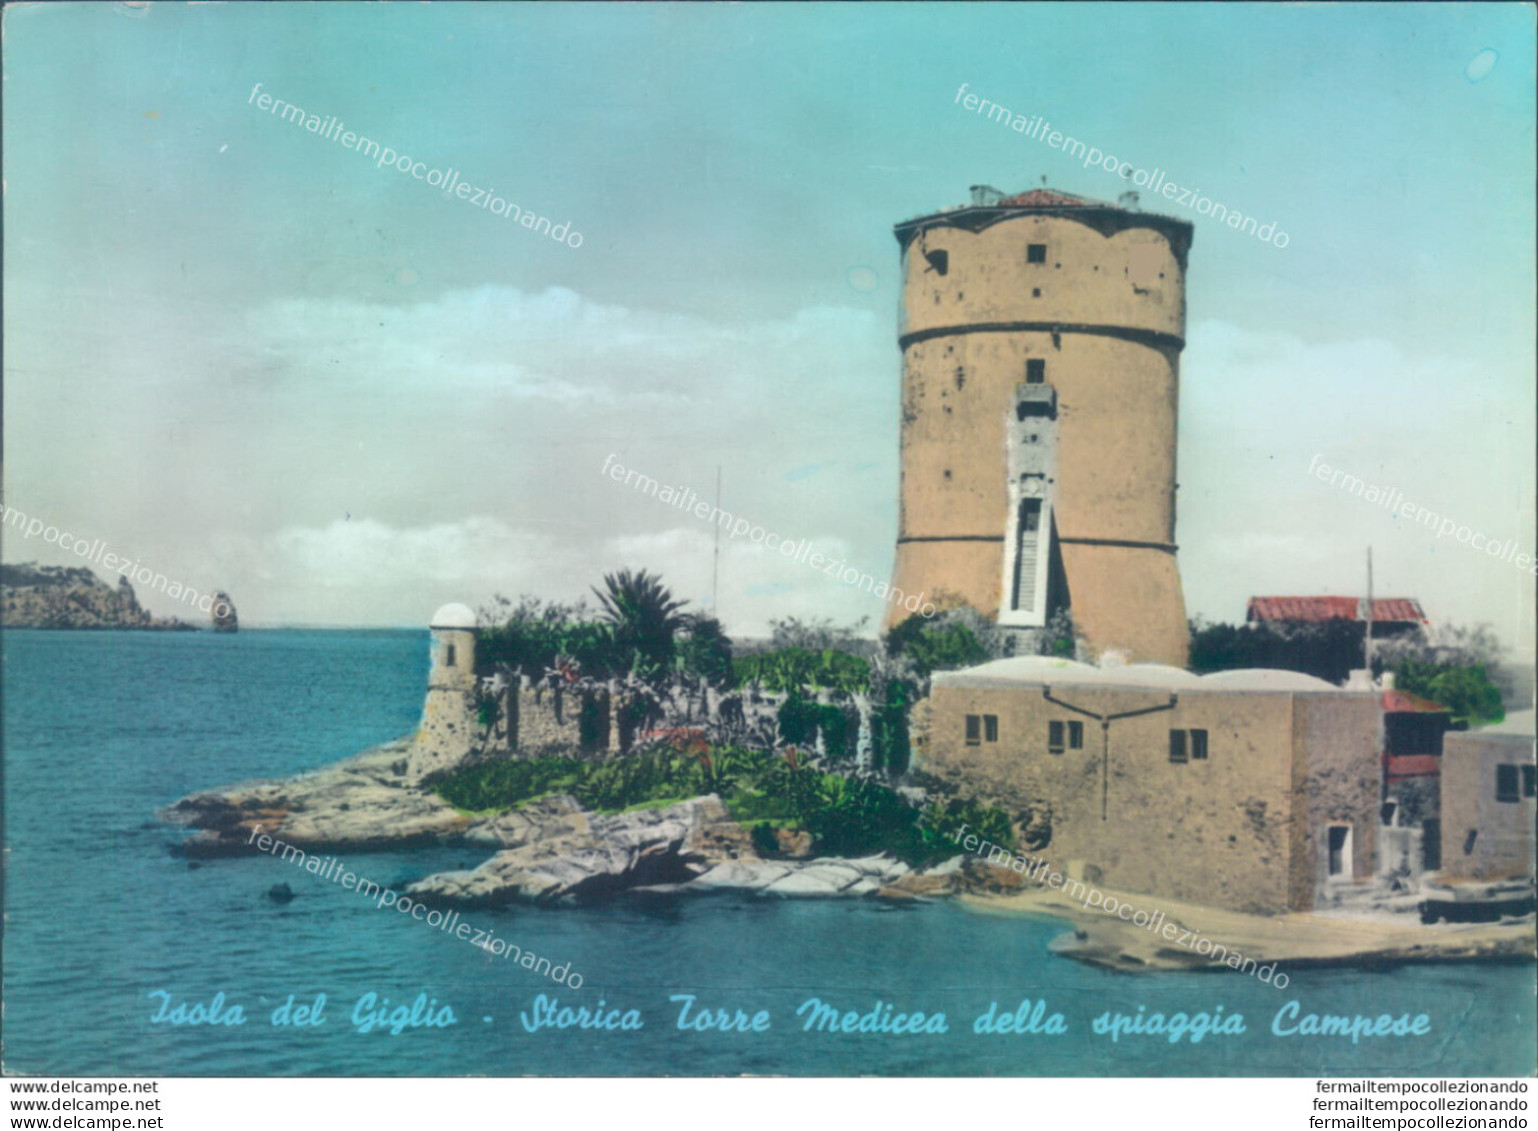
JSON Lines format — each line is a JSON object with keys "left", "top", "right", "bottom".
{"left": 432, "top": 739, "right": 1014, "bottom": 867}
{"left": 476, "top": 571, "right": 731, "bottom": 687}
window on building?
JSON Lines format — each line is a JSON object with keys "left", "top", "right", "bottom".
{"left": 1169, "top": 729, "right": 1188, "bottom": 764}
{"left": 965, "top": 714, "right": 981, "bottom": 746}
{"left": 924, "top": 249, "right": 949, "bottom": 276}
{"left": 1048, "top": 720, "right": 1065, "bottom": 754}
{"left": 1068, "top": 720, "right": 1084, "bottom": 749}
{"left": 445, "top": 644, "right": 456, "bottom": 668}
{"left": 984, "top": 715, "right": 999, "bottom": 743}
{"left": 1026, "top": 358, "right": 1046, "bottom": 384}
{"left": 1522, "top": 765, "right": 1535, "bottom": 798}
{"left": 1027, "top": 243, "right": 1047, "bottom": 264}
{"left": 1495, "top": 764, "right": 1520, "bottom": 803}
{"left": 1190, "top": 729, "right": 1208, "bottom": 760}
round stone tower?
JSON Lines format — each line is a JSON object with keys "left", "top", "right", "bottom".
{"left": 888, "top": 186, "right": 1191, "bottom": 666}
{"left": 406, "top": 602, "right": 479, "bottom": 783}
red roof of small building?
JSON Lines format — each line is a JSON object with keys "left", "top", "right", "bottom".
{"left": 997, "top": 188, "right": 1101, "bottom": 208}
{"left": 1382, "top": 689, "right": 1450, "bottom": 714}
{"left": 1246, "top": 596, "right": 1428, "bottom": 624}
{"left": 1384, "top": 754, "right": 1441, "bottom": 780}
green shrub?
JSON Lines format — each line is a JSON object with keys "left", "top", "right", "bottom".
{"left": 921, "top": 797, "right": 1017, "bottom": 854}
{"left": 870, "top": 680, "right": 911, "bottom": 773}
{"left": 735, "top": 647, "right": 870, "bottom": 693}
{"left": 1394, "top": 659, "right": 1504, "bottom": 726}
{"left": 884, "top": 616, "right": 989, "bottom": 678}
{"left": 434, "top": 756, "right": 587, "bottom": 812}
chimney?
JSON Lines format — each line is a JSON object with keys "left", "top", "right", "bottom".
{"left": 969, "top": 185, "right": 1005, "bottom": 207}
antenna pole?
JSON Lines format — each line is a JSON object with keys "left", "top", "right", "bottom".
{"left": 711, "top": 465, "right": 722, "bottom": 614}
{"left": 1364, "top": 546, "right": 1374, "bottom": 672}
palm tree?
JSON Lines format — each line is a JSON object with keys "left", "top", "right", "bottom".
{"left": 592, "top": 569, "right": 690, "bottom": 678}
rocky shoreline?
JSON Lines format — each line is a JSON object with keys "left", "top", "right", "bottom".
{"left": 159, "top": 741, "right": 1538, "bottom": 974}
{"left": 157, "top": 740, "right": 942, "bottom": 902}
{"left": 962, "top": 883, "right": 1537, "bottom": 974}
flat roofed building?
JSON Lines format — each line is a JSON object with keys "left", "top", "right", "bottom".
{"left": 921, "top": 658, "right": 1382, "bottom": 914}
{"left": 1440, "top": 710, "right": 1536, "bottom": 883}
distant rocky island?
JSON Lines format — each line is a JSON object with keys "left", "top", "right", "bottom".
{"left": 211, "top": 590, "right": 239, "bottom": 633}
{"left": 2, "top": 563, "right": 198, "bottom": 630}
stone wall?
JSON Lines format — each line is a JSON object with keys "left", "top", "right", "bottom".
{"left": 1288, "top": 694, "right": 1383, "bottom": 908}
{"left": 510, "top": 684, "right": 614, "bottom": 759}
{"left": 1440, "top": 730, "right": 1536, "bottom": 881}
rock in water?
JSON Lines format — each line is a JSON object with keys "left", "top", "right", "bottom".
{"left": 211, "top": 591, "right": 238, "bottom": 633}
{"left": 266, "top": 883, "right": 295, "bottom": 903}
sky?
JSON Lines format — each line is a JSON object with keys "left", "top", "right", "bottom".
{"left": 3, "top": 2, "right": 1534, "bottom": 653}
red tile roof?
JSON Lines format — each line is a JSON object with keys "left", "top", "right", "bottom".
{"left": 1382, "top": 689, "right": 1450, "bottom": 714}
{"left": 1246, "top": 596, "right": 1427, "bottom": 624}
{"left": 1384, "top": 754, "right": 1441, "bottom": 780}
{"left": 997, "top": 188, "right": 1101, "bottom": 208}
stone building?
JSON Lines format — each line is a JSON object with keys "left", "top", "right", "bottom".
{"left": 919, "top": 656, "right": 1382, "bottom": 914}
{"left": 887, "top": 186, "right": 1191, "bottom": 666}
{"left": 1439, "top": 710, "right": 1536, "bottom": 883}
{"left": 405, "top": 602, "right": 481, "bottom": 783}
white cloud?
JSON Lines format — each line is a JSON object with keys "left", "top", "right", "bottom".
{"left": 1179, "top": 321, "right": 1535, "bottom": 650}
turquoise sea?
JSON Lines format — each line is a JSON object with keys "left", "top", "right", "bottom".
{"left": 2, "top": 629, "right": 1534, "bottom": 1076}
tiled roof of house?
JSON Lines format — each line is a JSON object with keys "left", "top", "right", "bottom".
{"left": 1382, "top": 689, "right": 1450, "bottom": 714}
{"left": 1246, "top": 596, "right": 1427, "bottom": 624}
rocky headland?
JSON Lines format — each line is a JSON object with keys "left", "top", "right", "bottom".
{"left": 158, "top": 740, "right": 931, "bottom": 901}
{"left": 160, "top": 742, "right": 1536, "bottom": 974}
{"left": 2, "top": 563, "right": 196, "bottom": 630}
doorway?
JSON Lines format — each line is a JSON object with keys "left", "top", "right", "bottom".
{"left": 1326, "top": 824, "right": 1353, "bottom": 880}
